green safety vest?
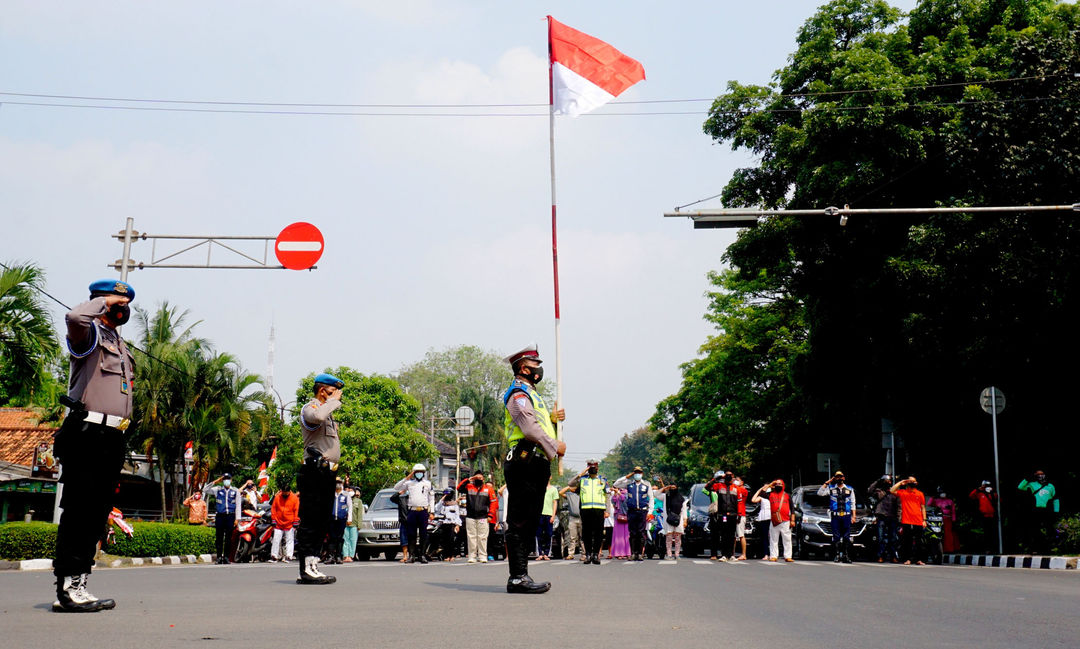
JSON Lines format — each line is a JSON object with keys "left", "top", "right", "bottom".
{"left": 579, "top": 477, "right": 607, "bottom": 510}
{"left": 503, "top": 379, "right": 557, "bottom": 446}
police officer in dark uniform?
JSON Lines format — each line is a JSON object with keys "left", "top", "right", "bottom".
{"left": 204, "top": 473, "right": 241, "bottom": 563}
{"left": 817, "top": 471, "right": 856, "bottom": 563}
{"left": 295, "top": 372, "right": 345, "bottom": 585}
{"left": 52, "top": 279, "right": 135, "bottom": 612}
{"left": 501, "top": 344, "right": 565, "bottom": 594}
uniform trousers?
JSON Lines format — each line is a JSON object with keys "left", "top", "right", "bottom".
{"left": 215, "top": 513, "right": 235, "bottom": 560}
{"left": 328, "top": 517, "right": 347, "bottom": 559}
{"left": 465, "top": 517, "right": 489, "bottom": 561}
{"left": 503, "top": 447, "right": 550, "bottom": 578}
{"left": 830, "top": 514, "right": 853, "bottom": 556}
{"left": 53, "top": 418, "right": 126, "bottom": 578}
{"left": 296, "top": 463, "right": 336, "bottom": 568}
{"left": 580, "top": 509, "right": 606, "bottom": 557}
{"left": 405, "top": 509, "right": 430, "bottom": 558}
{"left": 628, "top": 508, "right": 648, "bottom": 556}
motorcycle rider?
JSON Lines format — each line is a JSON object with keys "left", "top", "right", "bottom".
{"left": 818, "top": 471, "right": 856, "bottom": 563}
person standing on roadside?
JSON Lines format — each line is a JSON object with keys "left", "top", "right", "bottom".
{"left": 457, "top": 470, "right": 496, "bottom": 563}
{"left": 559, "top": 484, "right": 583, "bottom": 560}
{"left": 51, "top": 279, "right": 135, "bottom": 612}
{"left": 891, "top": 476, "right": 926, "bottom": 565}
{"left": 968, "top": 480, "right": 999, "bottom": 554}
{"left": 326, "top": 479, "right": 350, "bottom": 564}
{"left": 206, "top": 473, "right": 241, "bottom": 565}
{"left": 535, "top": 476, "right": 559, "bottom": 561}
{"left": 868, "top": 475, "right": 899, "bottom": 563}
{"left": 652, "top": 480, "right": 687, "bottom": 561}
{"left": 568, "top": 460, "right": 608, "bottom": 565}
{"left": 754, "top": 480, "right": 794, "bottom": 562}
{"left": 500, "top": 344, "right": 566, "bottom": 593}
{"left": 182, "top": 489, "right": 208, "bottom": 526}
{"left": 435, "top": 489, "right": 462, "bottom": 561}
{"left": 270, "top": 483, "right": 300, "bottom": 563}
{"left": 343, "top": 484, "right": 363, "bottom": 562}
{"left": 733, "top": 477, "right": 749, "bottom": 560}
{"left": 754, "top": 483, "right": 772, "bottom": 560}
{"left": 613, "top": 467, "right": 653, "bottom": 561}
{"left": 295, "top": 372, "right": 345, "bottom": 585}
{"left": 1018, "top": 470, "right": 1059, "bottom": 555}
{"left": 704, "top": 470, "right": 740, "bottom": 561}
{"left": 927, "top": 488, "right": 958, "bottom": 553}
{"left": 395, "top": 464, "right": 435, "bottom": 564}
{"left": 817, "top": 471, "right": 856, "bottom": 564}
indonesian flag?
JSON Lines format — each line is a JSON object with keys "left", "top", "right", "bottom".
{"left": 267, "top": 446, "right": 277, "bottom": 468}
{"left": 183, "top": 440, "right": 193, "bottom": 460}
{"left": 257, "top": 461, "right": 269, "bottom": 502}
{"left": 548, "top": 16, "right": 645, "bottom": 117}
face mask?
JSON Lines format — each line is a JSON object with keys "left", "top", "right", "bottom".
{"left": 910, "top": 483, "right": 918, "bottom": 489}
{"left": 588, "top": 467, "right": 598, "bottom": 476}
{"left": 193, "top": 493, "right": 201, "bottom": 499}
{"left": 109, "top": 304, "right": 131, "bottom": 326}
{"left": 633, "top": 474, "right": 643, "bottom": 482}
{"left": 223, "top": 480, "right": 231, "bottom": 487}
{"left": 733, "top": 479, "right": 742, "bottom": 486}
{"left": 473, "top": 478, "right": 483, "bottom": 486}
{"left": 985, "top": 487, "right": 992, "bottom": 493}
{"left": 522, "top": 365, "right": 543, "bottom": 384}
{"left": 1037, "top": 476, "right": 1047, "bottom": 484}
{"left": 415, "top": 472, "right": 425, "bottom": 481}
{"left": 939, "top": 493, "right": 947, "bottom": 499}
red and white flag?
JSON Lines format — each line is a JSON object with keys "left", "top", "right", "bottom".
{"left": 257, "top": 461, "right": 269, "bottom": 502}
{"left": 548, "top": 16, "right": 645, "bottom": 116}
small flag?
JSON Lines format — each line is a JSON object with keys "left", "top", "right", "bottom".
{"left": 183, "top": 440, "right": 193, "bottom": 460}
{"left": 267, "top": 446, "right": 277, "bottom": 468}
{"left": 548, "top": 16, "right": 645, "bottom": 116}
{"left": 257, "top": 461, "right": 269, "bottom": 502}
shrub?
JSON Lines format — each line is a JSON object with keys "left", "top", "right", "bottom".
{"left": 0, "top": 522, "right": 57, "bottom": 560}
{"left": 0, "top": 521, "right": 215, "bottom": 560}
{"left": 1053, "top": 515, "right": 1080, "bottom": 555}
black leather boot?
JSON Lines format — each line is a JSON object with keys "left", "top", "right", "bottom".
{"left": 507, "top": 574, "right": 551, "bottom": 594}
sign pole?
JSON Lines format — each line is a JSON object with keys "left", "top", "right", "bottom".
{"left": 547, "top": 17, "right": 564, "bottom": 474}
{"left": 119, "top": 217, "right": 135, "bottom": 281}
{"left": 991, "top": 387, "right": 1004, "bottom": 555}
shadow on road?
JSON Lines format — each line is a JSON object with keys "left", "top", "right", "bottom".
{"left": 424, "top": 581, "right": 505, "bottom": 593}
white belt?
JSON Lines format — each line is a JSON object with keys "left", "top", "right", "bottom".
{"left": 84, "top": 411, "right": 131, "bottom": 431}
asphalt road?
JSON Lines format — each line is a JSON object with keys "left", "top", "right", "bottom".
{"left": 2, "top": 558, "right": 1078, "bottom": 649}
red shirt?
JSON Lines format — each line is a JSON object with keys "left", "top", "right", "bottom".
{"left": 969, "top": 489, "right": 997, "bottom": 518}
{"left": 271, "top": 492, "right": 300, "bottom": 530}
{"left": 735, "top": 485, "right": 748, "bottom": 516}
{"left": 768, "top": 490, "right": 791, "bottom": 523}
{"left": 897, "top": 489, "right": 925, "bottom": 526}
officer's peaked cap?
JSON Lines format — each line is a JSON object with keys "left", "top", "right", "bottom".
{"left": 313, "top": 373, "right": 344, "bottom": 389}
{"left": 503, "top": 343, "right": 541, "bottom": 365}
{"left": 89, "top": 279, "right": 135, "bottom": 302}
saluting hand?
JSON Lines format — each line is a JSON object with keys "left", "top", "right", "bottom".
{"left": 104, "top": 295, "right": 130, "bottom": 307}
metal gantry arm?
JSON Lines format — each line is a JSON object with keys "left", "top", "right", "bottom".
{"left": 665, "top": 203, "right": 1080, "bottom": 229}
{"left": 109, "top": 217, "right": 315, "bottom": 275}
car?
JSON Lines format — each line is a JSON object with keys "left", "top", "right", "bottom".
{"left": 791, "top": 485, "right": 876, "bottom": 560}
{"left": 681, "top": 483, "right": 712, "bottom": 557}
{"left": 356, "top": 488, "right": 405, "bottom": 561}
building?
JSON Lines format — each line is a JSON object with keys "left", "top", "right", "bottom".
{"left": 0, "top": 408, "right": 59, "bottom": 523}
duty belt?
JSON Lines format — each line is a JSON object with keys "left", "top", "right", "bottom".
{"left": 411, "top": 507, "right": 429, "bottom": 512}
{"left": 83, "top": 411, "right": 130, "bottom": 431}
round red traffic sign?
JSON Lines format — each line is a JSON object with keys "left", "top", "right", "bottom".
{"left": 274, "top": 222, "right": 324, "bottom": 270}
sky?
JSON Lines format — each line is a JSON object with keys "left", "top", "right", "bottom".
{"left": 1, "top": 0, "right": 920, "bottom": 470}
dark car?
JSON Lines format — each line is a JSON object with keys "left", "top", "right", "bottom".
{"left": 681, "top": 483, "right": 767, "bottom": 559}
{"left": 791, "top": 485, "right": 876, "bottom": 560}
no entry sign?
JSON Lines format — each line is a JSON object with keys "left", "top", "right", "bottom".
{"left": 275, "top": 222, "right": 324, "bottom": 270}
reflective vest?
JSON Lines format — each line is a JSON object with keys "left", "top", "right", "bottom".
{"left": 579, "top": 477, "right": 607, "bottom": 510}
{"left": 827, "top": 485, "right": 854, "bottom": 514}
{"left": 502, "top": 379, "right": 556, "bottom": 445}
{"left": 626, "top": 482, "right": 650, "bottom": 510}
{"left": 213, "top": 486, "right": 239, "bottom": 515}
{"left": 333, "top": 492, "right": 350, "bottom": 520}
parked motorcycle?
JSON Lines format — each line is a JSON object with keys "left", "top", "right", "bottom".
{"left": 924, "top": 507, "right": 945, "bottom": 565}
{"left": 233, "top": 504, "right": 273, "bottom": 563}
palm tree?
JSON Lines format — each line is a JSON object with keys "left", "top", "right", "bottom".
{"left": 0, "top": 262, "right": 61, "bottom": 405}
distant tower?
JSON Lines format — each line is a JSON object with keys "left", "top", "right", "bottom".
{"left": 267, "top": 320, "right": 275, "bottom": 393}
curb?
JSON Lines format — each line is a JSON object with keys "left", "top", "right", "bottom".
{"left": 943, "top": 554, "right": 1078, "bottom": 570}
{"left": 0, "top": 554, "right": 217, "bottom": 571}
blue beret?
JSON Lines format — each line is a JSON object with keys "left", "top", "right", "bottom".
{"left": 314, "top": 373, "right": 344, "bottom": 389}
{"left": 89, "top": 279, "right": 135, "bottom": 302}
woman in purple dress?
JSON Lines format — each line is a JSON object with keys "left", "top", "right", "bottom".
{"left": 610, "top": 488, "right": 631, "bottom": 559}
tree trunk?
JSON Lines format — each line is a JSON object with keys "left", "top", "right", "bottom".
{"left": 159, "top": 457, "right": 167, "bottom": 522}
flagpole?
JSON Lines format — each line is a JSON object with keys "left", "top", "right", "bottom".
{"left": 547, "top": 16, "right": 564, "bottom": 475}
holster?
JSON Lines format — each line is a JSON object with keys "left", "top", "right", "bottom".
{"left": 506, "top": 441, "right": 537, "bottom": 463}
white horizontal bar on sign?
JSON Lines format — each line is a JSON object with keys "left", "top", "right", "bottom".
{"left": 276, "top": 241, "right": 323, "bottom": 252}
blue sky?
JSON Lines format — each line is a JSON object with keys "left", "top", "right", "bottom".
{"left": 1, "top": 0, "right": 919, "bottom": 469}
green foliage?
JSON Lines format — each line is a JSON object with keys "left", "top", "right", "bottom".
{"left": 662, "top": 0, "right": 1080, "bottom": 497}
{"left": 1054, "top": 514, "right": 1080, "bottom": 555}
{"left": 0, "top": 521, "right": 58, "bottom": 560}
{"left": 0, "top": 261, "right": 62, "bottom": 406}
{"left": 269, "top": 367, "right": 435, "bottom": 504}
{"left": 108, "top": 522, "right": 214, "bottom": 557}
{"left": 597, "top": 427, "right": 698, "bottom": 486}
{"left": 0, "top": 521, "right": 214, "bottom": 559}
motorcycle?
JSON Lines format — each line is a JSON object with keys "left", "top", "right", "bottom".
{"left": 924, "top": 508, "right": 945, "bottom": 565}
{"left": 233, "top": 504, "right": 274, "bottom": 563}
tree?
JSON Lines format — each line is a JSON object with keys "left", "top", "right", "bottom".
{"left": 659, "top": 0, "right": 1080, "bottom": 498}
{"left": 0, "top": 262, "right": 61, "bottom": 406}
{"left": 270, "top": 367, "right": 436, "bottom": 504}
{"left": 131, "top": 303, "right": 274, "bottom": 520}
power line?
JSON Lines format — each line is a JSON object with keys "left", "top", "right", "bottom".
{"left": 0, "top": 72, "right": 1067, "bottom": 109}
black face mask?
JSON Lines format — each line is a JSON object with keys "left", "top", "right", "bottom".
{"left": 522, "top": 365, "right": 543, "bottom": 384}
{"left": 588, "top": 467, "right": 598, "bottom": 476}
{"left": 472, "top": 478, "right": 483, "bottom": 486}
{"left": 109, "top": 304, "right": 131, "bottom": 326}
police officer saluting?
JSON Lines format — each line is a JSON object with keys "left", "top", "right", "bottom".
{"left": 52, "top": 280, "right": 135, "bottom": 612}
{"left": 614, "top": 466, "right": 652, "bottom": 561}
{"left": 295, "top": 372, "right": 345, "bottom": 585}
{"left": 501, "top": 344, "right": 565, "bottom": 594}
